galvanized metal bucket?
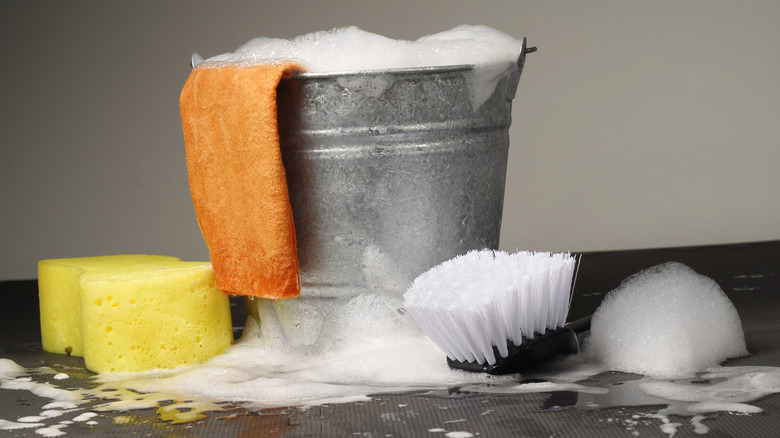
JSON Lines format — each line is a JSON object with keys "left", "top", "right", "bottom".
{"left": 277, "top": 41, "right": 533, "bottom": 298}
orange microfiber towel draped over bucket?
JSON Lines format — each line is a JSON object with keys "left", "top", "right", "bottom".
{"left": 180, "top": 63, "right": 302, "bottom": 299}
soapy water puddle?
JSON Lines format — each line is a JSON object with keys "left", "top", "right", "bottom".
{"left": 3, "top": 356, "right": 779, "bottom": 437}
{"left": 2, "top": 294, "right": 780, "bottom": 436}
{"left": 426, "top": 363, "right": 780, "bottom": 436}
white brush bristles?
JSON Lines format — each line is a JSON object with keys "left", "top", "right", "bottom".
{"left": 402, "top": 250, "right": 576, "bottom": 366}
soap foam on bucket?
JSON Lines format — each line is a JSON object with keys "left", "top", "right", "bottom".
{"left": 200, "top": 25, "right": 526, "bottom": 108}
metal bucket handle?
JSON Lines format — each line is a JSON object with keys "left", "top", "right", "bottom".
{"left": 518, "top": 38, "right": 538, "bottom": 76}
{"left": 505, "top": 38, "right": 537, "bottom": 100}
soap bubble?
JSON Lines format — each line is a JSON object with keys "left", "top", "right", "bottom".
{"left": 587, "top": 262, "right": 748, "bottom": 378}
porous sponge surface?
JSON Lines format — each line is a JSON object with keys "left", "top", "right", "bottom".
{"left": 79, "top": 262, "right": 233, "bottom": 373}
{"left": 38, "top": 255, "right": 180, "bottom": 357}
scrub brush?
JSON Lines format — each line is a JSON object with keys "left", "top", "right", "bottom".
{"left": 402, "top": 249, "right": 583, "bottom": 375}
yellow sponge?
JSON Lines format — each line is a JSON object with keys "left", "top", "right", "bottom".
{"left": 38, "top": 256, "right": 233, "bottom": 373}
{"left": 78, "top": 262, "right": 233, "bottom": 373}
{"left": 38, "top": 255, "right": 180, "bottom": 357}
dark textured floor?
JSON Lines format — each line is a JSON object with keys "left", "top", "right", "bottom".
{"left": 2, "top": 241, "right": 779, "bottom": 437}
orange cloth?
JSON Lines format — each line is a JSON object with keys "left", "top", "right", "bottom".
{"left": 180, "top": 63, "right": 302, "bottom": 299}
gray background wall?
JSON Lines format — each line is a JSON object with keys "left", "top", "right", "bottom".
{"left": 2, "top": 0, "right": 779, "bottom": 280}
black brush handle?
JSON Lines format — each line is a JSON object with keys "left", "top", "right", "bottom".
{"left": 446, "top": 316, "right": 591, "bottom": 375}
{"left": 565, "top": 315, "right": 592, "bottom": 334}
{"left": 447, "top": 326, "right": 580, "bottom": 375}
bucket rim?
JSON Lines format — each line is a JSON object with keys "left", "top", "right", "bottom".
{"left": 281, "top": 63, "right": 474, "bottom": 81}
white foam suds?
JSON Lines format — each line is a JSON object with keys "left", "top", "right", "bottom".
{"left": 70, "top": 412, "right": 97, "bottom": 423}
{"left": 445, "top": 432, "right": 474, "bottom": 438}
{"left": 587, "top": 262, "right": 748, "bottom": 378}
{"left": 0, "top": 419, "right": 44, "bottom": 430}
{"left": 200, "top": 25, "right": 525, "bottom": 108}
{"left": 690, "top": 415, "right": 710, "bottom": 434}
{"left": 0, "top": 361, "right": 95, "bottom": 436}
{"left": 0, "top": 375, "right": 79, "bottom": 402}
{"left": 34, "top": 425, "right": 67, "bottom": 437}
{"left": 92, "top": 294, "right": 501, "bottom": 409}
{"left": 360, "top": 244, "right": 410, "bottom": 295}
{"left": 0, "top": 358, "right": 26, "bottom": 378}
{"left": 640, "top": 366, "right": 780, "bottom": 414}
{"left": 42, "top": 401, "right": 78, "bottom": 410}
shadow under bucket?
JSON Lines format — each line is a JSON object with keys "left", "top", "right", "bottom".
{"left": 278, "top": 40, "right": 533, "bottom": 298}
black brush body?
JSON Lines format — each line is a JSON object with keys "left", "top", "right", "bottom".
{"left": 447, "top": 316, "right": 591, "bottom": 375}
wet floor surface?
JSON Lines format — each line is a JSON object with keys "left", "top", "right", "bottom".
{"left": 2, "top": 241, "right": 779, "bottom": 437}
